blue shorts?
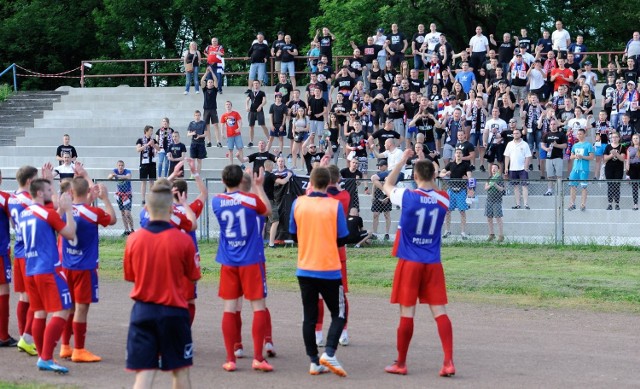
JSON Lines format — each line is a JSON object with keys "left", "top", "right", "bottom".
{"left": 569, "top": 170, "right": 589, "bottom": 187}
{"left": 248, "top": 63, "right": 266, "bottom": 83}
{"left": 270, "top": 126, "right": 287, "bottom": 137}
{"left": 227, "top": 135, "right": 243, "bottom": 151}
{"left": 447, "top": 188, "right": 469, "bottom": 211}
{"left": 126, "top": 301, "right": 193, "bottom": 371}
{"left": 190, "top": 143, "right": 207, "bottom": 159}
{"left": 375, "top": 170, "right": 405, "bottom": 183}
{"left": 281, "top": 61, "right": 295, "bottom": 77}
{"left": 0, "top": 251, "right": 11, "bottom": 284}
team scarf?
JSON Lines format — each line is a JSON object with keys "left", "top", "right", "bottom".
{"left": 470, "top": 105, "right": 486, "bottom": 133}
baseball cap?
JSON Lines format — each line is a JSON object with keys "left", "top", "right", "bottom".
{"left": 519, "top": 42, "right": 528, "bottom": 48}
{"left": 513, "top": 48, "right": 521, "bottom": 55}
{"left": 377, "top": 159, "right": 388, "bottom": 166}
{"left": 274, "top": 92, "right": 282, "bottom": 97}
{"left": 377, "top": 27, "right": 384, "bottom": 33}
{"left": 277, "top": 31, "right": 285, "bottom": 35}
{"left": 583, "top": 60, "right": 592, "bottom": 66}
{"left": 628, "top": 80, "right": 636, "bottom": 86}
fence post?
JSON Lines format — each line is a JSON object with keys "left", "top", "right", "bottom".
{"left": 204, "top": 178, "right": 211, "bottom": 241}
{"left": 555, "top": 178, "right": 564, "bottom": 245}
{"left": 12, "top": 64, "right": 17, "bottom": 91}
{"left": 144, "top": 60, "right": 148, "bottom": 87}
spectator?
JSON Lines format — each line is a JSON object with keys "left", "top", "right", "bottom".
{"left": 625, "top": 134, "right": 640, "bottom": 210}
{"left": 307, "top": 41, "right": 320, "bottom": 73}
{"left": 540, "top": 119, "right": 567, "bottom": 195}
{"left": 167, "top": 131, "right": 186, "bottom": 178}
{"left": 290, "top": 107, "right": 309, "bottom": 170}
{"left": 302, "top": 133, "right": 330, "bottom": 175}
{"left": 314, "top": 27, "right": 336, "bottom": 68}
{"left": 108, "top": 160, "right": 134, "bottom": 236}
{"left": 271, "top": 31, "right": 286, "bottom": 75}
{"left": 155, "top": 118, "right": 174, "bottom": 177}
{"left": 248, "top": 32, "right": 270, "bottom": 87}
{"left": 508, "top": 51, "right": 529, "bottom": 105}
{"left": 56, "top": 134, "right": 77, "bottom": 165}
{"left": 53, "top": 153, "right": 75, "bottom": 180}
{"left": 568, "top": 35, "right": 588, "bottom": 64}
{"left": 410, "top": 24, "right": 426, "bottom": 70}
{"left": 454, "top": 62, "right": 476, "bottom": 94}
{"left": 537, "top": 30, "right": 553, "bottom": 55}
{"left": 551, "top": 58, "right": 574, "bottom": 93}
{"left": 183, "top": 41, "right": 201, "bottom": 95}
{"left": 307, "top": 87, "right": 327, "bottom": 139}
{"left": 551, "top": 20, "right": 571, "bottom": 58}
{"left": 238, "top": 140, "right": 276, "bottom": 174}
{"left": 204, "top": 37, "right": 225, "bottom": 93}
{"left": 371, "top": 138, "right": 404, "bottom": 190}
{"left": 617, "top": 112, "right": 634, "bottom": 146}
{"left": 520, "top": 93, "right": 544, "bottom": 168}
{"left": 340, "top": 158, "right": 363, "bottom": 210}
{"left": 219, "top": 101, "right": 244, "bottom": 166}
{"left": 345, "top": 208, "right": 372, "bottom": 248}
{"left": 621, "top": 81, "right": 640, "bottom": 133}
{"left": 203, "top": 78, "right": 221, "bottom": 147}
{"left": 484, "top": 163, "right": 505, "bottom": 242}
{"left": 279, "top": 35, "right": 298, "bottom": 89}
{"left": 468, "top": 26, "right": 489, "bottom": 72}
{"left": 135, "top": 125, "right": 157, "bottom": 204}
{"left": 592, "top": 110, "right": 612, "bottom": 179}
{"left": 267, "top": 92, "right": 288, "bottom": 153}
{"left": 603, "top": 132, "right": 626, "bottom": 210}
{"left": 267, "top": 157, "right": 293, "bottom": 248}
{"left": 386, "top": 23, "right": 408, "bottom": 69}
{"left": 186, "top": 110, "right": 208, "bottom": 175}
{"left": 503, "top": 128, "right": 532, "bottom": 209}
{"left": 482, "top": 106, "right": 508, "bottom": 171}
{"left": 372, "top": 27, "right": 388, "bottom": 66}
{"left": 346, "top": 121, "right": 369, "bottom": 188}
{"left": 371, "top": 160, "right": 392, "bottom": 240}
{"left": 567, "top": 128, "right": 594, "bottom": 211}
{"left": 440, "top": 148, "right": 472, "bottom": 239}
{"left": 246, "top": 80, "right": 269, "bottom": 147}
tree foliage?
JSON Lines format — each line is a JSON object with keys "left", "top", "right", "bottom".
{"left": 0, "top": 0, "right": 637, "bottom": 89}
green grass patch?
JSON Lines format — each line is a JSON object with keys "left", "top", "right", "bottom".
{"left": 99, "top": 239, "right": 640, "bottom": 313}
{"left": 0, "top": 381, "right": 77, "bottom": 389}
{"left": 0, "top": 83, "right": 13, "bottom": 102}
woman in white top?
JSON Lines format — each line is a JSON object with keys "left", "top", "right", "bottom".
{"left": 527, "top": 60, "right": 547, "bottom": 100}
{"left": 291, "top": 108, "right": 309, "bottom": 170}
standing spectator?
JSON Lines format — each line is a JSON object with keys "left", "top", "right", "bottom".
{"left": 624, "top": 32, "right": 640, "bottom": 71}
{"left": 528, "top": 60, "right": 547, "bottom": 101}
{"left": 22, "top": 178, "right": 77, "bottom": 373}
{"left": 155, "top": 118, "right": 174, "bottom": 177}
{"left": 183, "top": 41, "right": 201, "bottom": 95}
{"left": 411, "top": 24, "right": 426, "bottom": 70}
{"left": 483, "top": 107, "right": 508, "bottom": 170}
{"left": 56, "top": 134, "right": 77, "bottom": 165}
{"left": 203, "top": 78, "right": 221, "bottom": 147}
{"left": 267, "top": 157, "right": 293, "bottom": 248}
{"left": 275, "top": 73, "right": 293, "bottom": 104}
{"left": 621, "top": 81, "right": 640, "bottom": 133}
{"left": 454, "top": 62, "right": 476, "bottom": 94}
{"left": 53, "top": 153, "right": 75, "bottom": 180}
{"left": 187, "top": 110, "right": 208, "bottom": 175}
{"left": 124, "top": 181, "right": 200, "bottom": 387}
{"left": 340, "top": 158, "right": 363, "bottom": 210}
{"left": 440, "top": 149, "right": 473, "bottom": 239}
{"left": 371, "top": 160, "right": 392, "bottom": 240}
{"left": 59, "top": 179, "right": 116, "bottom": 363}
{"left": 468, "top": 26, "right": 489, "bottom": 72}
{"left": 503, "top": 128, "right": 532, "bottom": 209}
{"left": 168, "top": 131, "right": 187, "bottom": 177}
{"left": 541, "top": 121, "right": 567, "bottom": 195}
{"left": 371, "top": 138, "right": 404, "bottom": 189}
{"left": 551, "top": 20, "right": 571, "bottom": 58}
{"left": 306, "top": 41, "right": 320, "bottom": 73}
{"left": 603, "top": 133, "right": 626, "bottom": 210}
{"left": 315, "top": 27, "right": 336, "bottom": 68}
{"left": 248, "top": 32, "right": 270, "bottom": 87}
{"left": 425, "top": 23, "right": 441, "bottom": 54}
{"left": 290, "top": 107, "right": 309, "bottom": 170}
{"left": 204, "top": 37, "right": 225, "bottom": 93}
{"left": 490, "top": 32, "right": 515, "bottom": 74}
{"left": 625, "top": 134, "right": 640, "bottom": 210}
{"left": 373, "top": 28, "right": 388, "bottom": 67}
{"left": 271, "top": 31, "right": 286, "bottom": 75}
{"left": 108, "top": 160, "right": 134, "bottom": 235}
{"left": 246, "top": 80, "right": 269, "bottom": 147}
{"left": 307, "top": 87, "right": 327, "bottom": 139}
{"left": 551, "top": 58, "right": 574, "bottom": 93}
{"left": 537, "top": 30, "right": 553, "bottom": 55}
{"left": 438, "top": 107, "right": 465, "bottom": 166}
{"left": 220, "top": 101, "right": 244, "bottom": 166}
{"left": 136, "top": 125, "right": 157, "bottom": 204}
{"left": 485, "top": 163, "right": 505, "bottom": 242}
{"left": 346, "top": 121, "right": 370, "bottom": 190}
{"left": 267, "top": 92, "right": 288, "bottom": 153}
{"left": 567, "top": 128, "right": 594, "bottom": 211}
{"left": 279, "top": 35, "right": 299, "bottom": 88}
{"left": 238, "top": 140, "right": 276, "bottom": 174}
{"left": 435, "top": 34, "right": 455, "bottom": 69}
{"left": 289, "top": 166, "right": 349, "bottom": 377}
{"left": 568, "top": 35, "right": 588, "bottom": 65}
{"left": 386, "top": 23, "right": 408, "bottom": 69}
{"left": 508, "top": 51, "right": 529, "bottom": 105}
{"left": 212, "top": 165, "right": 272, "bottom": 373}
{"left": 381, "top": 153, "right": 455, "bottom": 377}
{"left": 302, "top": 134, "right": 330, "bottom": 175}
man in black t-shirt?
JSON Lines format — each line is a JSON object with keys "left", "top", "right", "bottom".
{"left": 135, "top": 125, "right": 157, "bottom": 204}
{"left": 167, "top": 131, "right": 187, "bottom": 177}
{"left": 56, "top": 134, "right": 78, "bottom": 165}
{"left": 370, "top": 78, "right": 389, "bottom": 129}
{"left": 345, "top": 208, "right": 372, "bottom": 247}
{"left": 279, "top": 34, "right": 299, "bottom": 88}
{"left": 409, "top": 96, "right": 438, "bottom": 151}
{"left": 187, "top": 110, "right": 208, "bottom": 175}
{"left": 541, "top": 124, "right": 567, "bottom": 195}
{"left": 238, "top": 140, "right": 276, "bottom": 173}
{"left": 248, "top": 32, "right": 270, "bottom": 87}
{"left": 246, "top": 80, "right": 269, "bottom": 147}
{"left": 271, "top": 31, "right": 286, "bottom": 75}
{"left": 314, "top": 27, "right": 336, "bottom": 68}
{"left": 340, "top": 158, "right": 363, "bottom": 210}
{"left": 331, "top": 67, "right": 356, "bottom": 100}
{"left": 439, "top": 149, "right": 473, "bottom": 239}
{"left": 301, "top": 133, "right": 328, "bottom": 174}
{"left": 386, "top": 23, "right": 408, "bottom": 69}
{"left": 369, "top": 119, "right": 401, "bottom": 153}
{"left": 274, "top": 73, "right": 293, "bottom": 104}
{"left": 411, "top": 24, "right": 426, "bottom": 70}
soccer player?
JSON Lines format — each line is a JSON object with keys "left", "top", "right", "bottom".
{"left": 8, "top": 166, "right": 40, "bottom": 356}
{"left": 21, "top": 178, "right": 77, "bottom": 373}
{"left": 382, "top": 149, "right": 455, "bottom": 377}
{"left": 59, "top": 179, "right": 116, "bottom": 362}
{"left": 212, "top": 165, "right": 273, "bottom": 372}
{"left": 567, "top": 128, "right": 595, "bottom": 211}
{"left": 0, "top": 170, "right": 19, "bottom": 347}
{"left": 124, "top": 181, "right": 200, "bottom": 389}
{"left": 289, "top": 166, "right": 350, "bottom": 377}
{"left": 107, "top": 160, "right": 134, "bottom": 236}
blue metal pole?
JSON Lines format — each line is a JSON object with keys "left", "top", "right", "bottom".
{"left": 12, "top": 64, "right": 17, "bottom": 91}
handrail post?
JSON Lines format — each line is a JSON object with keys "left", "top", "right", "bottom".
{"left": 12, "top": 64, "right": 17, "bottom": 91}
{"left": 80, "top": 61, "right": 85, "bottom": 88}
{"left": 270, "top": 57, "right": 274, "bottom": 86}
{"left": 144, "top": 60, "right": 148, "bottom": 87}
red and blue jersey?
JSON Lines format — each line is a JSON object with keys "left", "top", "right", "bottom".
{"left": 0, "top": 191, "right": 11, "bottom": 253}
{"left": 61, "top": 204, "right": 112, "bottom": 270}
{"left": 390, "top": 188, "right": 449, "bottom": 264}
{"left": 173, "top": 199, "right": 204, "bottom": 252}
{"left": 139, "top": 205, "right": 193, "bottom": 232}
{"left": 212, "top": 191, "right": 268, "bottom": 267}
{"left": 8, "top": 191, "right": 33, "bottom": 258}
{"left": 20, "top": 204, "right": 67, "bottom": 276}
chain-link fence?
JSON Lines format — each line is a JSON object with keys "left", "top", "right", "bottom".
{"left": 2, "top": 176, "right": 639, "bottom": 245}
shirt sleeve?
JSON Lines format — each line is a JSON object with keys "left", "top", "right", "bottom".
{"left": 47, "top": 209, "right": 67, "bottom": 232}
{"left": 255, "top": 195, "right": 268, "bottom": 216}
{"left": 123, "top": 238, "right": 134, "bottom": 282}
{"left": 95, "top": 208, "right": 113, "bottom": 227}
{"left": 336, "top": 203, "right": 349, "bottom": 238}
{"left": 390, "top": 187, "right": 406, "bottom": 207}
{"left": 189, "top": 199, "right": 204, "bottom": 218}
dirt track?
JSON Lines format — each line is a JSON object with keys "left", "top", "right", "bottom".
{"left": 1, "top": 280, "right": 639, "bottom": 388}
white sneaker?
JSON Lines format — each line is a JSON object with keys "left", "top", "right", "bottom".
{"left": 195, "top": 90, "right": 200, "bottom": 94}
{"left": 319, "top": 352, "right": 347, "bottom": 377}
{"left": 315, "top": 331, "right": 324, "bottom": 347}
{"left": 309, "top": 362, "right": 329, "bottom": 375}
{"left": 234, "top": 348, "right": 244, "bottom": 358}
{"left": 264, "top": 342, "right": 276, "bottom": 358}
{"left": 461, "top": 232, "right": 468, "bottom": 240}
{"left": 183, "top": 91, "right": 188, "bottom": 95}
{"left": 442, "top": 230, "right": 451, "bottom": 238}
{"left": 338, "top": 330, "right": 349, "bottom": 346}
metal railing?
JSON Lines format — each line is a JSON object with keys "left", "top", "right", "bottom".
{"left": 0, "top": 63, "right": 18, "bottom": 92}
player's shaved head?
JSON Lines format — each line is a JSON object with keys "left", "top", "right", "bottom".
{"left": 413, "top": 159, "right": 436, "bottom": 182}
{"left": 71, "top": 177, "right": 90, "bottom": 197}
{"left": 222, "top": 165, "right": 243, "bottom": 189}
{"left": 16, "top": 165, "right": 38, "bottom": 187}
{"left": 147, "top": 179, "right": 173, "bottom": 220}
{"left": 310, "top": 167, "right": 330, "bottom": 190}
{"left": 240, "top": 172, "right": 252, "bottom": 192}
{"left": 327, "top": 165, "right": 340, "bottom": 184}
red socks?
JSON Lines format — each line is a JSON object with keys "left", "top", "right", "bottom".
{"left": 252, "top": 310, "right": 267, "bottom": 361}
{"left": 396, "top": 316, "right": 414, "bottom": 365}
{"left": 73, "top": 321, "right": 87, "bottom": 350}
{"left": 222, "top": 312, "right": 239, "bottom": 362}
{"left": 16, "top": 301, "right": 28, "bottom": 335}
{"left": 41, "top": 316, "right": 66, "bottom": 361}
{"left": 343, "top": 296, "right": 349, "bottom": 329}
{"left": 188, "top": 303, "right": 196, "bottom": 326}
{"left": 435, "top": 314, "right": 453, "bottom": 362}
{"left": 315, "top": 299, "right": 324, "bottom": 331}
{"left": 234, "top": 311, "right": 243, "bottom": 348}
{"left": 31, "top": 317, "right": 46, "bottom": 358}
{"left": 61, "top": 313, "right": 73, "bottom": 346}
{"left": 264, "top": 308, "right": 273, "bottom": 344}
{"left": 25, "top": 308, "right": 34, "bottom": 335}
{"left": 0, "top": 294, "right": 9, "bottom": 340}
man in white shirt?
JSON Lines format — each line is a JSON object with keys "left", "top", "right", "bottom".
{"left": 469, "top": 26, "right": 489, "bottom": 72}
{"left": 483, "top": 107, "right": 508, "bottom": 147}
{"left": 371, "top": 138, "right": 405, "bottom": 188}
{"left": 503, "top": 128, "right": 532, "bottom": 209}
{"left": 424, "top": 23, "right": 441, "bottom": 54}
{"left": 551, "top": 20, "right": 571, "bottom": 58}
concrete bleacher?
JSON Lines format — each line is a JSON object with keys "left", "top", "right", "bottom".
{"left": 1, "top": 85, "right": 638, "bottom": 244}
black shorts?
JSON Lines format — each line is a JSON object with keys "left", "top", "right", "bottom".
{"left": 139, "top": 163, "right": 157, "bottom": 180}
{"left": 203, "top": 109, "right": 219, "bottom": 124}
{"left": 126, "top": 301, "right": 193, "bottom": 371}
{"left": 190, "top": 143, "right": 207, "bottom": 159}
{"left": 248, "top": 111, "right": 266, "bottom": 126}
{"left": 169, "top": 162, "right": 184, "bottom": 177}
